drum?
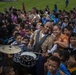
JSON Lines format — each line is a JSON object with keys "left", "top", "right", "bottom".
{"left": 19, "top": 52, "right": 37, "bottom": 67}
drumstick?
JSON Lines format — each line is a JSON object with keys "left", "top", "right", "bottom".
{"left": 33, "top": 52, "right": 41, "bottom": 55}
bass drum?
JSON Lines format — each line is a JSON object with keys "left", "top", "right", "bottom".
{"left": 19, "top": 51, "right": 37, "bottom": 67}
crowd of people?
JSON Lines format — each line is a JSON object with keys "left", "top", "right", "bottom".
{"left": 0, "top": 4, "right": 76, "bottom": 75}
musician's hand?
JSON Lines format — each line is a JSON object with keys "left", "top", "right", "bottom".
{"left": 42, "top": 53, "right": 45, "bottom": 57}
{"left": 42, "top": 52, "right": 49, "bottom": 57}
{"left": 28, "top": 43, "right": 31, "bottom": 50}
{"left": 45, "top": 52, "right": 49, "bottom": 57}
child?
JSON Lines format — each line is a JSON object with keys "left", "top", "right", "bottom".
{"left": 22, "top": 36, "right": 29, "bottom": 51}
{"left": 69, "top": 32, "right": 76, "bottom": 51}
{"left": 8, "top": 29, "right": 19, "bottom": 44}
{"left": 67, "top": 50, "right": 76, "bottom": 75}
{"left": 11, "top": 33, "right": 25, "bottom": 63}
{"left": 67, "top": 33, "right": 76, "bottom": 75}
{"left": 11, "top": 33, "right": 25, "bottom": 75}
{"left": 45, "top": 50, "right": 71, "bottom": 75}
{"left": 47, "top": 56, "right": 61, "bottom": 75}
{"left": 56, "top": 50, "right": 71, "bottom": 75}
{"left": 63, "top": 25, "right": 73, "bottom": 37}
{"left": 4, "top": 66, "right": 15, "bottom": 75}
{"left": 19, "top": 22, "right": 26, "bottom": 37}
{"left": 25, "top": 26, "right": 31, "bottom": 39}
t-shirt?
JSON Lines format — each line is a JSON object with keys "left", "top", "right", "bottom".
{"left": 47, "top": 71, "right": 60, "bottom": 75}
{"left": 60, "top": 63, "right": 71, "bottom": 75}
{"left": 57, "top": 34, "right": 69, "bottom": 50}
{"left": 71, "top": 70, "right": 76, "bottom": 75}
{"left": 68, "top": 67, "right": 76, "bottom": 75}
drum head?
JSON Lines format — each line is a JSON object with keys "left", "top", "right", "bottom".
{"left": 19, "top": 52, "right": 37, "bottom": 67}
{"left": 20, "top": 52, "right": 37, "bottom": 59}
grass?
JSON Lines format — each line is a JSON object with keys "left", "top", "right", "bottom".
{"left": 0, "top": 0, "right": 76, "bottom": 12}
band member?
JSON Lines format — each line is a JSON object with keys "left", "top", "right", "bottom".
{"left": 28, "top": 21, "right": 54, "bottom": 75}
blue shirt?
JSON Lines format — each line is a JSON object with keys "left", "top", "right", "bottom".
{"left": 47, "top": 70, "right": 60, "bottom": 75}
{"left": 42, "top": 18, "right": 47, "bottom": 24}
{"left": 60, "top": 63, "right": 71, "bottom": 75}
{"left": 11, "top": 41, "right": 25, "bottom": 63}
{"left": 47, "top": 63, "right": 71, "bottom": 75}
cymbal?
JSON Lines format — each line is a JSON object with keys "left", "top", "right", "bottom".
{"left": 0, "top": 45, "right": 21, "bottom": 54}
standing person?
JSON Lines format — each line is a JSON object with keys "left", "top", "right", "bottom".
{"left": 22, "top": 3, "right": 26, "bottom": 13}
{"left": 67, "top": 51, "right": 76, "bottom": 75}
{"left": 30, "top": 7, "right": 40, "bottom": 24}
{"left": 54, "top": 4, "right": 58, "bottom": 13}
{"left": 28, "top": 21, "right": 54, "bottom": 75}
{"left": 65, "top": 0, "right": 69, "bottom": 8}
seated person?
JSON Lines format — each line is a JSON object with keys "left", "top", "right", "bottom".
{"left": 47, "top": 56, "right": 66, "bottom": 75}
{"left": 24, "top": 26, "right": 32, "bottom": 39}
{"left": 0, "top": 52, "right": 6, "bottom": 66}
{"left": 8, "top": 29, "right": 18, "bottom": 44}
{"left": 67, "top": 50, "right": 76, "bottom": 75}
{"left": 22, "top": 36, "right": 29, "bottom": 51}
{"left": 45, "top": 50, "right": 71, "bottom": 75}
{"left": 0, "top": 64, "right": 4, "bottom": 75}
{"left": 11, "top": 33, "right": 25, "bottom": 75}
{"left": 48, "top": 25, "right": 69, "bottom": 54}
{"left": 68, "top": 32, "right": 76, "bottom": 52}
{"left": 4, "top": 66, "right": 15, "bottom": 75}
{"left": 19, "top": 22, "right": 26, "bottom": 37}
{"left": 63, "top": 25, "right": 73, "bottom": 37}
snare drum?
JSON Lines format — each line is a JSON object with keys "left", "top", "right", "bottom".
{"left": 19, "top": 52, "right": 37, "bottom": 67}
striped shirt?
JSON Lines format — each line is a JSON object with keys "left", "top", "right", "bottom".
{"left": 11, "top": 41, "right": 25, "bottom": 63}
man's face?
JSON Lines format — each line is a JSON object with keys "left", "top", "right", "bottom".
{"left": 44, "top": 22, "right": 52, "bottom": 34}
{"left": 47, "top": 60, "right": 59, "bottom": 74}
